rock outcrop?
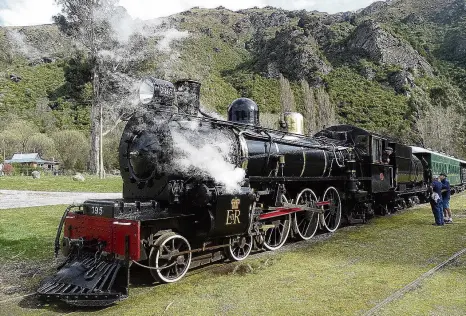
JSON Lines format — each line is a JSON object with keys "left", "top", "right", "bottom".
{"left": 254, "top": 27, "right": 332, "bottom": 81}
{"left": 347, "top": 20, "right": 433, "bottom": 74}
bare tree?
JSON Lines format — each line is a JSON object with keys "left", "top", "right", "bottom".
{"left": 279, "top": 74, "right": 296, "bottom": 113}
{"left": 54, "top": 0, "right": 118, "bottom": 177}
{"left": 260, "top": 112, "right": 280, "bottom": 129}
{"left": 301, "top": 79, "right": 316, "bottom": 135}
{"left": 315, "top": 87, "right": 337, "bottom": 131}
{"left": 54, "top": 1, "right": 149, "bottom": 178}
{"left": 415, "top": 105, "right": 465, "bottom": 157}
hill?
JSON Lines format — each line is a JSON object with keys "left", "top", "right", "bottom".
{"left": 0, "top": 0, "right": 465, "bottom": 170}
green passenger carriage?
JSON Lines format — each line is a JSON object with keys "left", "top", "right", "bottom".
{"left": 411, "top": 146, "right": 466, "bottom": 190}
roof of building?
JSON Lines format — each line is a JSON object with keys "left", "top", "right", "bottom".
{"left": 4, "top": 153, "right": 59, "bottom": 164}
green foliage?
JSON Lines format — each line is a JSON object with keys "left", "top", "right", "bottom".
{"left": 0, "top": 63, "right": 65, "bottom": 122}
{"left": 328, "top": 22, "right": 356, "bottom": 45}
{"left": 102, "top": 129, "right": 122, "bottom": 172}
{"left": 201, "top": 74, "right": 239, "bottom": 114}
{"left": 326, "top": 67, "right": 409, "bottom": 139}
{"left": 225, "top": 71, "right": 281, "bottom": 113}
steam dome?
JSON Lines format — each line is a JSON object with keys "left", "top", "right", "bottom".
{"left": 227, "top": 98, "right": 259, "bottom": 125}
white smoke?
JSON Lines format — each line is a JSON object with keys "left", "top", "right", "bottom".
{"left": 170, "top": 126, "right": 246, "bottom": 193}
{"left": 86, "top": 5, "right": 191, "bottom": 130}
{"left": 199, "top": 106, "right": 227, "bottom": 120}
{"left": 6, "top": 29, "right": 40, "bottom": 60}
{"left": 155, "top": 29, "right": 189, "bottom": 52}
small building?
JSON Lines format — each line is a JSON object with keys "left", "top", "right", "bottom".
{"left": 4, "top": 153, "right": 59, "bottom": 172}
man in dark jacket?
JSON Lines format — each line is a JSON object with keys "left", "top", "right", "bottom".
{"left": 430, "top": 175, "right": 444, "bottom": 226}
{"left": 439, "top": 173, "right": 452, "bottom": 223}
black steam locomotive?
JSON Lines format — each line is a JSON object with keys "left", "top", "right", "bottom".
{"left": 37, "top": 78, "right": 464, "bottom": 306}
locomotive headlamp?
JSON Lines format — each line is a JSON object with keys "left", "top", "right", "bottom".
{"left": 138, "top": 77, "right": 176, "bottom": 107}
{"left": 139, "top": 78, "right": 155, "bottom": 105}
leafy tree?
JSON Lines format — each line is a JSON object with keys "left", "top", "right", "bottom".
{"left": 52, "top": 130, "right": 89, "bottom": 171}
{"left": 26, "top": 133, "right": 58, "bottom": 159}
{"left": 0, "top": 130, "right": 21, "bottom": 161}
{"left": 0, "top": 119, "right": 38, "bottom": 156}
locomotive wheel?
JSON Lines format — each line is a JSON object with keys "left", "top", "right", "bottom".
{"left": 321, "top": 186, "right": 342, "bottom": 233}
{"left": 149, "top": 232, "right": 192, "bottom": 283}
{"left": 263, "top": 196, "right": 291, "bottom": 251}
{"left": 293, "top": 188, "right": 319, "bottom": 240}
{"left": 227, "top": 235, "right": 253, "bottom": 261}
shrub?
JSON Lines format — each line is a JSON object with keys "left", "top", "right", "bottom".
{"left": 3, "top": 163, "right": 13, "bottom": 175}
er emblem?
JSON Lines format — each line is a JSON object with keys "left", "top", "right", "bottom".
{"left": 226, "top": 198, "right": 241, "bottom": 225}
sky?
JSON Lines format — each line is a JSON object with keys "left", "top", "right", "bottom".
{"left": 0, "top": 0, "right": 379, "bottom": 27}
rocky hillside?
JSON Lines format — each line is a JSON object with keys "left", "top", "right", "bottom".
{"left": 0, "top": 0, "right": 465, "bottom": 160}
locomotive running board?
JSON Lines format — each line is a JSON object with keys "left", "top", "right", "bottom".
{"left": 37, "top": 253, "right": 129, "bottom": 307}
{"left": 260, "top": 202, "right": 327, "bottom": 220}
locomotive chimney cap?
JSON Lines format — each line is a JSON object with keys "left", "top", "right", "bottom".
{"left": 174, "top": 79, "right": 201, "bottom": 85}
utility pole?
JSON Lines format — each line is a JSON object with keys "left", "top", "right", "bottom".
{"left": 1, "top": 137, "right": 5, "bottom": 162}
{"left": 99, "top": 101, "right": 104, "bottom": 179}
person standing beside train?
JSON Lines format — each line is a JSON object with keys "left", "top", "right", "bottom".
{"left": 430, "top": 175, "right": 444, "bottom": 226}
{"left": 439, "top": 173, "right": 452, "bottom": 223}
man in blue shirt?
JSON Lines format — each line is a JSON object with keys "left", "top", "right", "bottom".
{"left": 430, "top": 175, "right": 444, "bottom": 226}
{"left": 439, "top": 173, "right": 452, "bottom": 223}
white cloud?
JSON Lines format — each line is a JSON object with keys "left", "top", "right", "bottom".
{"left": 0, "top": 0, "right": 380, "bottom": 27}
{"left": 0, "top": 0, "right": 59, "bottom": 26}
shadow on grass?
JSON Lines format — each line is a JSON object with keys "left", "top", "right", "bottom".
{"left": 28, "top": 252, "right": 282, "bottom": 314}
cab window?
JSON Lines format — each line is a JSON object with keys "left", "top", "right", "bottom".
{"left": 355, "top": 135, "right": 369, "bottom": 155}
{"left": 372, "top": 138, "right": 383, "bottom": 163}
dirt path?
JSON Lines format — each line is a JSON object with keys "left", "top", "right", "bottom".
{"left": 0, "top": 190, "right": 121, "bottom": 209}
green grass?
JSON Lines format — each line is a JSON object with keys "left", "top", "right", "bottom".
{"left": 0, "top": 205, "right": 65, "bottom": 262}
{"left": 1, "top": 194, "right": 466, "bottom": 315}
{"left": 0, "top": 174, "right": 122, "bottom": 192}
{"left": 379, "top": 255, "right": 466, "bottom": 316}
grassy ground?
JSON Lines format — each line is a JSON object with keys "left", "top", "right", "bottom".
{"left": 0, "top": 205, "right": 65, "bottom": 262}
{"left": 0, "top": 194, "right": 465, "bottom": 315}
{"left": 0, "top": 174, "right": 122, "bottom": 192}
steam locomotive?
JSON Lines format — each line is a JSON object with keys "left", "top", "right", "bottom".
{"left": 37, "top": 78, "right": 466, "bottom": 306}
